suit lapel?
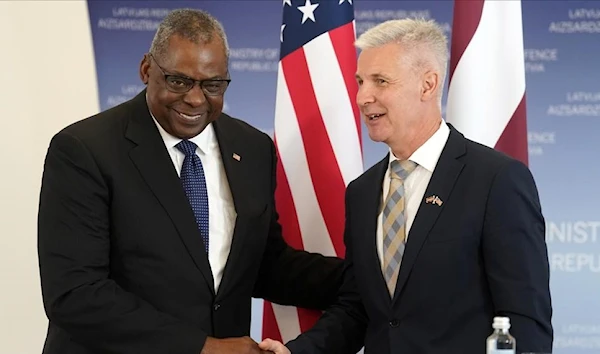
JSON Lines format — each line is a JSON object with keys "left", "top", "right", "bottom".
{"left": 392, "top": 127, "right": 466, "bottom": 303}
{"left": 356, "top": 157, "right": 392, "bottom": 306}
{"left": 212, "top": 116, "right": 263, "bottom": 299}
{"left": 125, "top": 91, "right": 215, "bottom": 295}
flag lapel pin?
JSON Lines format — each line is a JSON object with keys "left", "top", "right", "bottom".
{"left": 232, "top": 153, "right": 241, "bottom": 161}
{"left": 425, "top": 195, "right": 443, "bottom": 206}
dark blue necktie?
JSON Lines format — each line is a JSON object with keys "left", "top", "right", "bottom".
{"left": 175, "top": 140, "right": 209, "bottom": 253}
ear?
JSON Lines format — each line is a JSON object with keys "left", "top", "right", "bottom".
{"left": 139, "top": 54, "right": 151, "bottom": 84}
{"left": 421, "top": 70, "right": 439, "bottom": 102}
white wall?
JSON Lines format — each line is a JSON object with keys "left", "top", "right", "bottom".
{"left": 0, "top": 1, "right": 99, "bottom": 352}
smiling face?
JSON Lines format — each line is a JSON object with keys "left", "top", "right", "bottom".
{"left": 355, "top": 41, "right": 441, "bottom": 158}
{"left": 140, "top": 33, "right": 229, "bottom": 139}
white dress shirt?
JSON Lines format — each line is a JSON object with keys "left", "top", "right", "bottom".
{"left": 376, "top": 120, "right": 450, "bottom": 267}
{"left": 152, "top": 116, "right": 236, "bottom": 293}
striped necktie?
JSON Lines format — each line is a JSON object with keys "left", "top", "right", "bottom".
{"left": 382, "top": 159, "right": 417, "bottom": 296}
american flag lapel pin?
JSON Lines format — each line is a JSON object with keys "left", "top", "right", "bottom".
{"left": 425, "top": 195, "right": 443, "bottom": 206}
{"left": 232, "top": 153, "right": 241, "bottom": 161}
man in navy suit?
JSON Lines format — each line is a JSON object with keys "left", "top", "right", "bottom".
{"left": 260, "top": 18, "right": 553, "bottom": 354}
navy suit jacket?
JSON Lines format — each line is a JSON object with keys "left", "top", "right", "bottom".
{"left": 287, "top": 125, "right": 553, "bottom": 354}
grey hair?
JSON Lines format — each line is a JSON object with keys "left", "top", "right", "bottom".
{"left": 150, "top": 8, "right": 230, "bottom": 61}
{"left": 355, "top": 18, "right": 448, "bottom": 106}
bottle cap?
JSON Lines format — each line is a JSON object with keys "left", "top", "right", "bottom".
{"left": 492, "top": 316, "right": 511, "bottom": 329}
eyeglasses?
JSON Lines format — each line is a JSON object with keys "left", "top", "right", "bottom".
{"left": 148, "top": 53, "right": 231, "bottom": 96}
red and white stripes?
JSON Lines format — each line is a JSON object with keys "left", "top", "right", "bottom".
{"left": 263, "top": 21, "right": 362, "bottom": 343}
{"left": 446, "top": 0, "right": 529, "bottom": 165}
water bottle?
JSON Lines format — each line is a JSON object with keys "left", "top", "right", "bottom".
{"left": 486, "top": 316, "right": 516, "bottom": 354}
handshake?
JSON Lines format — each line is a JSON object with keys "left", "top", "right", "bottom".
{"left": 259, "top": 338, "right": 290, "bottom": 354}
{"left": 202, "top": 336, "right": 289, "bottom": 354}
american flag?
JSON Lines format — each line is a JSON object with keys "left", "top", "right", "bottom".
{"left": 262, "top": 0, "right": 363, "bottom": 343}
{"left": 446, "top": 0, "right": 529, "bottom": 165}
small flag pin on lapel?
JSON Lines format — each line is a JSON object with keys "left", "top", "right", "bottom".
{"left": 232, "top": 153, "right": 241, "bottom": 161}
{"left": 425, "top": 195, "right": 443, "bottom": 206}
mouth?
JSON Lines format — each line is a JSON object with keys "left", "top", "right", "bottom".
{"left": 173, "top": 109, "right": 206, "bottom": 123}
{"left": 366, "top": 113, "right": 385, "bottom": 121}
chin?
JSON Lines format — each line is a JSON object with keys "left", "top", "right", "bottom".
{"left": 181, "top": 126, "right": 207, "bottom": 139}
{"left": 367, "top": 130, "right": 389, "bottom": 143}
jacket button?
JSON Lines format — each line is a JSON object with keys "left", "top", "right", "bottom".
{"left": 213, "top": 303, "right": 221, "bottom": 311}
{"left": 389, "top": 319, "right": 399, "bottom": 328}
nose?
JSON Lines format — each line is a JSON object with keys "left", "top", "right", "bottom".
{"left": 356, "top": 84, "right": 375, "bottom": 107}
{"left": 182, "top": 84, "right": 207, "bottom": 107}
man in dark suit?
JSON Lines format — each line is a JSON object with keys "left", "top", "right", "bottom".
{"left": 260, "top": 18, "right": 553, "bottom": 354}
{"left": 37, "top": 9, "right": 343, "bottom": 354}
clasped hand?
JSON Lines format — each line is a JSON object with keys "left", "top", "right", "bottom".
{"left": 202, "top": 336, "right": 274, "bottom": 354}
{"left": 259, "top": 338, "right": 290, "bottom": 354}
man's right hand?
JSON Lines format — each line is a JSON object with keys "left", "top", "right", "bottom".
{"left": 259, "top": 338, "right": 291, "bottom": 354}
{"left": 201, "top": 336, "right": 272, "bottom": 354}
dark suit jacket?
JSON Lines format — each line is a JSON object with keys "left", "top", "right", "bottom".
{"left": 286, "top": 126, "right": 553, "bottom": 354}
{"left": 37, "top": 91, "right": 343, "bottom": 354}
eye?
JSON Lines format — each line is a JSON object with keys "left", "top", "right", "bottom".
{"left": 203, "top": 81, "right": 227, "bottom": 93}
{"left": 375, "top": 78, "right": 387, "bottom": 85}
{"left": 167, "top": 76, "right": 190, "bottom": 87}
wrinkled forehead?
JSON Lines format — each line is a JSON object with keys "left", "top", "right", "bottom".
{"left": 160, "top": 35, "right": 229, "bottom": 79}
{"left": 356, "top": 44, "right": 406, "bottom": 78}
